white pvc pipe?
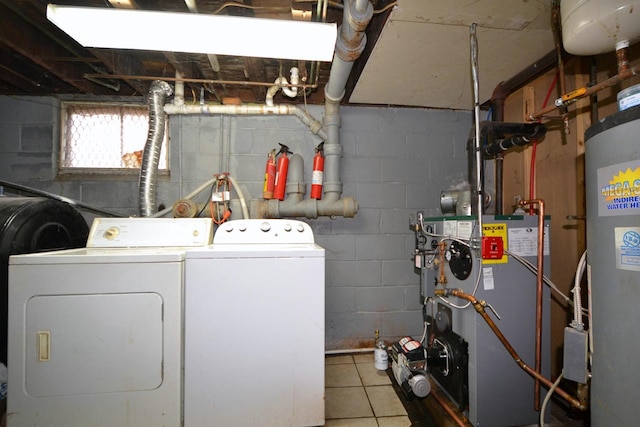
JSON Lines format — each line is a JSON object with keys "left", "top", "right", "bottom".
{"left": 164, "top": 103, "right": 328, "bottom": 141}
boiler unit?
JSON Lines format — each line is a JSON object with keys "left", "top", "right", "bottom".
{"left": 412, "top": 214, "right": 551, "bottom": 426}
{"left": 7, "top": 217, "right": 213, "bottom": 427}
{"left": 184, "top": 219, "right": 325, "bottom": 427}
{"left": 585, "top": 105, "right": 640, "bottom": 426}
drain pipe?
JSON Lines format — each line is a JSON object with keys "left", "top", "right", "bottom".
{"left": 257, "top": 0, "right": 372, "bottom": 219}
{"left": 143, "top": 0, "right": 373, "bottom": 220}
{"left": 266, "top": 67, "right": 300, "bottom": 106}
{"left": 139, "top": 80, "right": 173, "bottom": 217}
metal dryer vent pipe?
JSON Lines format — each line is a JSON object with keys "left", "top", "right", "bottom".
{"left": 139, "top": 80, "right": 172, "bottom": 217}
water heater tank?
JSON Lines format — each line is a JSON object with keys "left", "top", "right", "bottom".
{"left": 585, "top": 106, "right": 640, "bottom": 426}
{"left": 561, "top": 0, "right": 640, "bottom": 55}
{"left": 0, "top": 197, "right": 89, "bottom": 367}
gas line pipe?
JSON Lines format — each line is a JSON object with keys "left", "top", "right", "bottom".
{"left": 434, "top": 288, "right": 588, "bottom": 412}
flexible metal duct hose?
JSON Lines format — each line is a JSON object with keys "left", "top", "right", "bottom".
{"left": 139, "top": 80, "right": 173, "bottom": 217}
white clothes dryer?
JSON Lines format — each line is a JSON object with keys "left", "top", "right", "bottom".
{"left": 7, "top": 218, "right": 213, "bottom": 427}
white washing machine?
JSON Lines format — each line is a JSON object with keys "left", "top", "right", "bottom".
{"left": 184, "top": 219, "right": 325, "bottom": 427}
{"left": 7, "top": 217, "right": 213, "bottom": 427}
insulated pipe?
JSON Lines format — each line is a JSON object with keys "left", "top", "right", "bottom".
{"left": 435, "top": 288, "right": 588, "bottom": 412}
{"left": 477, "top": 121, "right": 547, "bottom": 157}
{"left": 518, "top": 198, "right": 545, "bottom": 411}
{"left": 139, "top": 80, "right": 173, "bottom": 217}
{"left": 490, "top": 86, "right": 506, "bottom": 215}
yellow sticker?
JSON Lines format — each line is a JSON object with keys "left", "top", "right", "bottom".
{"left": 482, "top": 223, "right": 508, "bottom": 264}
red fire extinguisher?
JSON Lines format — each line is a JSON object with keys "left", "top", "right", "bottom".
{"left": 311, "top": 142, "right": 325, "bottom": 200}
{"left": 262, "top": 148, "right": 277, "bottom": 199}
{"left": 273, "top": 143, "right": 292, "bottom": 201}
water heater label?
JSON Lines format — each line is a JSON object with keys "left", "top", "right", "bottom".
{"left": 615, "top": 227, "right": 640, "bottom": 272}
{"left": 597, "top": 160, "right": 640, "bottom": 217}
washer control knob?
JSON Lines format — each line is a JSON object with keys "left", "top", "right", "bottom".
{"left": 260, "top": 221, "right": 271, "bottom": 232}
{"left": 224, "top": 224, "right": 233, "bottom": 232}
{"left": 238, "top": 224, "right": 247, "bottom": 232}
{"left": 284, "top": 224, "right": 292, "bottom": 232}
{"left": 296, "top": 224, "right": 305, "bottom": 233}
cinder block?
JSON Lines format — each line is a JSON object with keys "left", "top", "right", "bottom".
{"left": 382, "top": 260, "right": 417, "bottom": 286}
{"left": 356, "top": 130, "right": 406, "bottom": 157}
{"left": 355, "top": 286, "right": 404, "bottom": 312}
{"left": 81, "top": 181, "right": 138, "bottom": 209}
{"left": 316, "top": 234, "right": 356, "bottom": 261}
{"left": 326, "top": 287, "right": 356, "bottom": 313}
{"left": 356, "top": 182, "right": 406, "bottom": 209}
{"left": 382, "top": 157, "right": 427, "bottom": 184}
{"left": 356, "top": 234, "right": 405, "bottom": 261}
{"left": 21, "top": 124, "right": 53, "bottom": 152}
{"left": 0, "top": 124, "right": 21, "bottom": 152}
{"left": 380, "top": 209, "right": 412, "bottom": 234}
{"left": 342, "top": 157, "right": 382, "bottom": 183}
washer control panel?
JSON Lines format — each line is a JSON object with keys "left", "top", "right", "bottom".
{"left": 214, "top": 219, "right": 314, "bottom": 244}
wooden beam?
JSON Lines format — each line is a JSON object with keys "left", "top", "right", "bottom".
{"left": 0, "top": 3, "right": 110, "bottom": 94}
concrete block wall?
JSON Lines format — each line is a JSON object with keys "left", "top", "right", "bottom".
{"left": 0, "top": 95, "right": 472, "bottom": 350}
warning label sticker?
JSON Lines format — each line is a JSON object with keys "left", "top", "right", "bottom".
{"left": 615, "top": 227, "right": 640, "bottom": 272}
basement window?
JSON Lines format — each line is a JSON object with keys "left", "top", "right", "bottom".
{"left": 59, "top": 102, "right": 168, "bottom": 174}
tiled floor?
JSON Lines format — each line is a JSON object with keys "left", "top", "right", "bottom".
{"left": 325, "top": 353, "right": 412, "bottom": 427}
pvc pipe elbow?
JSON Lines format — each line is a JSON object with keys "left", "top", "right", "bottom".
{"left": 282, "top": 68, "right": 299, "bottom": 98}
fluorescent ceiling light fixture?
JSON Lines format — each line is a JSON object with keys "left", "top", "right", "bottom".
{"left": 46, "top": 4, "right": 337, "bottom": 62}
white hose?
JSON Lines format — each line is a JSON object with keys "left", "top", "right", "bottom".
{"left": 540, "top": 371, "right": 563, "bottom": 427}
{"left": 226, "top": 174, "right": 249, "bottom": 219}
{"left": 151, "top": 177, "right": 218, "bottom": 218}
{"left": 571, "top": 250, "right": 587, "bottom": 330}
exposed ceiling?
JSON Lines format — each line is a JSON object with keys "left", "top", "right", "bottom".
{"left": 0, "top": 0, "right": 556, "bottom": 110}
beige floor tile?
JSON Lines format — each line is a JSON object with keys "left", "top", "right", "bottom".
{"left": 365, "top": 385, "right": 408, "bottom": 417}
{"left": 352, "top": 352, "right": 375, "bottom": 364}
{"left": 325, "top": 387, "right": 374, "bottom": 420}
{"left": 326, "top": 363, "right": 362, "bottom": 387}
{"left": 356, "top": 362, "right": 392, "bottom": 386}
{"left": 324, "top": 417, "right": 379, "bottom": 426}
{"left": 325, "top": 354, "right": 354, "bottom": 365}
{"left": 376, "top": 416, "right": 413, "bottom": 427}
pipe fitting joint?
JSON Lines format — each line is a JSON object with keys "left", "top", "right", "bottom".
{"left": 346, "top": 0, "right": 374, "bottom": 32}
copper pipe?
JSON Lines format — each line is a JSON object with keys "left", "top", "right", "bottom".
{"left": 518, "top": 198, "right": 545, "bottom": 410}
{"left": 429, "top": 382, "right": 471, "bottom": 427}
{"left": 436, "top": 288, "right": 588, "bottom": 411}
{"left": 529, "top": 54, "right": 640, "bottom": 121}
{"left": 82, "top": 73, "right": 320, "bottom": 90}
